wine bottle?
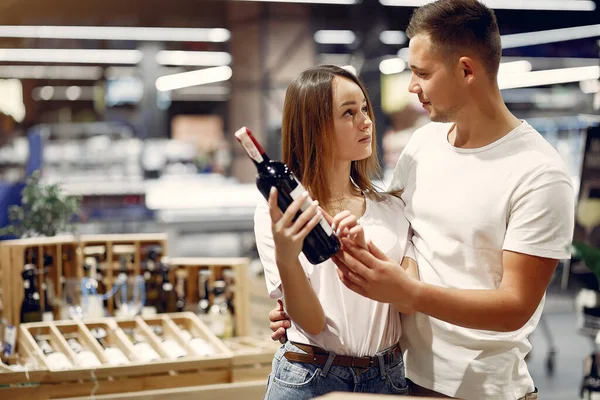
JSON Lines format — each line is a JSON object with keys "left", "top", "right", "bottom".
{"left": 36, "top": 337, "right": 73, "bottom": 370}
{"left": 123, "top": 328, "right": 161, "bottom": 362}
{"left": 66, "top": 336, "right": 102, "bottom": 368}
{"left": 90, "top": 327, "right": 130, "bottom": 366}
{"left": 175, "top": 269, "right": 186, "bottom": 312}
{"left": 150, "top": 325, "right": 187, "bottom": 359}
{"left": 197, "top": 269, "right": 211, "bottom": 326}
{"left": 177, "top": 326, "right": 215, "bottom": 357}
{"left": 234, "top": 126, "right": 340, "bottom": 264}
{"left": 158, "top": 263, "right": 177, "bottom": 314}
{"left": 143, "top": 246, "right": 162, "bottom": 313}
{"left": 208, "top": 280, "right": 233, "bottom": 339}
{"left": 20, "top": 264, "right": 42, "bottom": 323}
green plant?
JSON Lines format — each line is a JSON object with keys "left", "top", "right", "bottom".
{"left": 0, "top": 170, "right": 81, "bottom": 238}
{"left": 572, "top": 241, "right": 600, "bottom": 282}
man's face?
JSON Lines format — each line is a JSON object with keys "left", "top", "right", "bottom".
{"left": 407, "top": 34, "right": 465, "bottom": 123}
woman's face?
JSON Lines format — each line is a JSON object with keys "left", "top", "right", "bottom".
{"left": 331, "top": 76, "right": 373, "bottom": 163}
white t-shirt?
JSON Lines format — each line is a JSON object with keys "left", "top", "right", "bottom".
{"left": 254, "top": 194, "right": 411, "bottom": 356}
{"left": 392, "top": 121, "right": 575, "bottom": 400}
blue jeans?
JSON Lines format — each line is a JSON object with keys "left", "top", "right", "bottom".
{"left": 264, "top": 341, "right": 409, "bottom": 399}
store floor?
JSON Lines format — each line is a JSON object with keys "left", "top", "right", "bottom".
{"left": 248, "top": 272, "right": 591, "bottom": 399}
{"left": 528, "top": 297, "right": 591, "bottom": 400}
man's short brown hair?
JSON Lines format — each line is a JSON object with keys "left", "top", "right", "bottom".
{"left": 406, "top": 0, "right": 502, "bottom": 79}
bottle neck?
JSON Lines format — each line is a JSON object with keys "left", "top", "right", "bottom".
{"left": 253, "top": 153, "right": 271, "bottom": 171}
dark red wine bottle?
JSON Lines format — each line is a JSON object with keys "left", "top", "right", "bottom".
{"left": 235, "top": 126, "right": 340, "bottom": 264}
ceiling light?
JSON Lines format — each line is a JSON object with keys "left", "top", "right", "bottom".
{"left": 314, "top": 30, "right": 356, "bottom": 45}
{"left": 0, "top": 65, "right": 103, "bottom": 80}
{"left": 502, "top": 24, "right": 600, "bottom": 49}
{"left": 0, "top": 26, "right": 230, "bottom": 42}
{"left": 499, "top": 66, "right": 600, "bottom": 90}
{"left": 580, "top": 79, "right": 600, "bottom": 94}
{"left": 379, "top": 58, "right": 406, "bottom": 75}
{"left": 379, "top": 31, "right": 407, "bottom": 45}
{"left": 0, "top": 49, "right": 142, "bottom": 64}
{"left": 379, "top": 0, "right": 595, "bottom": 11}
{"left": 155, "top": 66, "right": 233, "bottom": 91}
{"left": 234, "top": 0, "right": 357, "bottom": 4}
{"left": 498, "top": 60, "right": 532, "bottom": 75}
{"left": 156, "top": 51, "right": 231, "bottom": 66}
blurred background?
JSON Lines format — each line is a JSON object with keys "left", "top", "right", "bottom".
{"left": 0, "top": 0, "right": 598, "bottom": 398}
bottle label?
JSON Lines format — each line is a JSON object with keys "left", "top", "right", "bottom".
{"left": 42, "top": 312, "right": 54, "bottom": 322}
{"left": 235, "top": 128, "right": 264, "bottom": 163}
{"left": 289, "top": 181, "right": 334, "bottom": 236}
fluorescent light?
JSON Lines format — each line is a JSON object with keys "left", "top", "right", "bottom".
{"left": 498, "top": 60, "right": 532, "bottom": 75}
{"left": 65, "top": 86, "right": 82, "bottom": 101}
{"left": 314, "top": 30, "right": 356, "bottom": 45}
{"left": 156, "top": 51, "right": 231, "bottom": 66}
{"left": 0, "top": 65, "right": 103, "bottom": 80}
{"left": 499, "top": 66, "right": 600, "bottom": 90}
{"left": 379, "top": 0, "right": 596, "bottom": 11}
{"left": 380, "top": 31, "right": 407, "bottom": 45}
{"left": 502, "top": 24, "right": 600, "bottom": 49}
{"left": 379, "top": 58, "right": 406, "bottom": 75}
{"left": 580, "top": 79, "right": 600, "bottom": 94}
{"left": 155, "top": 66, "right": 233, "bottom": 91}
{"left": 0, "top": 49, "right": 142, "bottom": 64}
{"left": 32, "top": 85, "right": 95, "bottom": 101}
{"left": 234, "top": 0, "right": 357, "bottom": 4}
{"left": 0, "top": 26, "right": 230, "bottom": 42}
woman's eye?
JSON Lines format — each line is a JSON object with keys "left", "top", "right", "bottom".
{"left": 343, "top": 109, "right": 353, "bottom": 116}
{"left": 361, "top": 106, "right": 368, "bottom": 113}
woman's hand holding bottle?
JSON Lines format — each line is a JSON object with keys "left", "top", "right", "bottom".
{"left": 268, "top": 187, "right": 322, "bottom": 267}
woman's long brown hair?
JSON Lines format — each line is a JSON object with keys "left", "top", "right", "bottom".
{"left": 281, "top": 65, "right": 385, "bottom": 213}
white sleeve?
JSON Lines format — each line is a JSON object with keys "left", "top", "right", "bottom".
{"left": 254, "top": 202, "right": 284, "bottom": 299}
{"left": 253, "top": 202, "right": 314, "bottom": 299}
{"left": 503, "top": 168, "right": 575, "bottom": 260}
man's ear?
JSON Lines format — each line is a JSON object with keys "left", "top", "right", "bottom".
{"left": 458, "top": 56, "right": 476, "bottom": 84}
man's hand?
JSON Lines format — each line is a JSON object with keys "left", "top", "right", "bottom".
{"left": 333, "top": 238, "right": 419, "bottom": 309}
{"left": 269, "top": 300, "right": 291, "bottom": 343}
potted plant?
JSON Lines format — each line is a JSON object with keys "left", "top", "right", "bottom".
{"left": 0, "top": 170, "right": 81, "bottom": 238}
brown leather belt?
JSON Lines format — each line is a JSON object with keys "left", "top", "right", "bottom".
{"left": 284, "top": 342, "right": 401, "bottom": 369}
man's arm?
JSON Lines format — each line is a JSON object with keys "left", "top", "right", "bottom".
{"left": 334, "top": 238, "right": 557, "bottom": 332}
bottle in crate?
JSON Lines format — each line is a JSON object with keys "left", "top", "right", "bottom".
{"left": 90, "top": 327, "right": 130, "bottom": 366}
{"left": 209, "top": 280, "right": 233, "bottom": 339}
{"left": 158, "top": 263, "right": 178, "bottom": 314}
{"left": 36, "top": 337, "right": 73, "bottom": 370}
{"left": 150, "top": 325, "right": 187, "bottom": 359}
{"left": 123, "top": 327, "right": 161, "bottom": 362}
{"left": 21, "top": 264, "right": 42, "bottom": 323}
{"left": 66, "top": 336, "right": 102, "bottom": 368}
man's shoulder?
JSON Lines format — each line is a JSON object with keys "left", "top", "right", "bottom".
{"left": 511, "top": 121, "right": 571, "bottom": 177}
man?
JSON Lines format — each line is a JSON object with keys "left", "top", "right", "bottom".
{"left": 268, "top": 1, "right": 575, "bottom": 399}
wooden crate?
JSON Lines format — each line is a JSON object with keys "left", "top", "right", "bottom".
{"left": 222, "top": 336, "right": 279, "bottom": 382}
{"left": 0, "top": 235, "right": 79, "bottom": 336}
{"left": 1, "top": 313, "right": 233, "bottom": 399}
{"left": 78, "top": 234, "right": 168, "bottom": 316}
{"left": 163, "top": 257, "right": 250, "bottom": 337}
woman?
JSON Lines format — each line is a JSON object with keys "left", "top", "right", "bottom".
{"left": 254, "top": 65, "right": 417, "bottom": 399}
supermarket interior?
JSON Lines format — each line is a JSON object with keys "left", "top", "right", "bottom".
{"left": 0, "top": 0, "right": 599, "bottom": 399}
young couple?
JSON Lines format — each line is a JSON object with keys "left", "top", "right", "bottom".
{"left": 254, "top": 1, "right": 574, "bottom": 399}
